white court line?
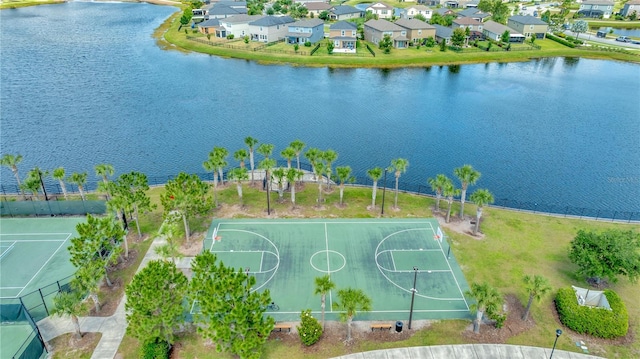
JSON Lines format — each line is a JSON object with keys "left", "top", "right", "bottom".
{"left": 15, "top": 233, "right": 72, "bottom": 298}
{"left": 437, "top": 235, "right": 470, "bottom": 311}
{"left": 0, "top": 239, "right": 67, "bottom": 243}
{"left": 324, "top": 222, "right": 333, "bottom": 312}
{"left": 0, "top": 241, "right": 16, "bottom": 260}
{"left": 259, "top": 251, "right": 264, "bottom": 273}
{"left": 0, "top": 286, "right": 25, "bottom": 289}
{"left": 0, "top": 233, "right": 73, "bottom": 236}
{"left": 391, "top": 251, "right": 397, "bottom": 271}
{"left": 217, "top": 221, "right": 435, "bottom": 225}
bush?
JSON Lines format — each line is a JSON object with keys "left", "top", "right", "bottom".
{"left": 547, "top": 33, "right": 576, "bottom": 48}
{"left": 304, "top": 41, "right": 311, "bottom": 47}
{"left": 297, "top": 309, "right": 323, "bottom": 346}
{"left": 140, "top": 339, "right": 170, "bottom": 359}
{"left": 226, "top": 34, "right": 234, "bottom": 40}
{"left": 555, "top": 288, "right": 628, "bottom": 339}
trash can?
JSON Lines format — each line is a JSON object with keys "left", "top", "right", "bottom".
{"left": 395, "top": 321, "right": 403, "bottom": 333}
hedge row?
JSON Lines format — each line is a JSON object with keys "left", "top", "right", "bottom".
{"left": 555, "top": 288, "right": 628, "bottom": 339}
{"left": 547, "top": 33, "right": 577, "bottom": 48}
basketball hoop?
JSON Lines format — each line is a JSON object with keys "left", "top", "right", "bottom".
{"left": 434, "top": 235, "right": 441, "bottom": 241}
{"left": 215, "top": 236, "right": 222, "bottom": 241}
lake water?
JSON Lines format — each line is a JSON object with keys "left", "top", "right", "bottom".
{"left": 1, "top": 2, "right": 639, "bottom": 218}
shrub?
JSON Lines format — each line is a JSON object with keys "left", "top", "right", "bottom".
{"left": 555, "top": 288, "right": 628, "bottom": 339}
{"left": 294, "top": 44, "right": 299, "bottom": 52}
{"left": 304, "top": 41, "right": 311, "bottom": 47}
{"left": 226, "top": 34, "right": 234, "bottom": 40}
{"left": 547, "top": 33, "right": 576, "bottom": 48}
{"left": 297, "top": 309, "right": 323, "bottom": 346}
{"left": 140, "top": 339, "right": 170, "bottom": 359}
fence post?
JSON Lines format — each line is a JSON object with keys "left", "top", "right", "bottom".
{"left": 39, "top": 288, "right": 49, "bottom": 316}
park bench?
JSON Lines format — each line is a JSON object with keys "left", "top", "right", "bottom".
{"left": 370, "top": 323, "right": 393, "bottom": 331}
{"left": 272, "top": 323, "right": 292, "bottom": 333}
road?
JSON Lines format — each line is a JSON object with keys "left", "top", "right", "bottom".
{"left": 563, "top": 29, "right": 640, "bottom": 49}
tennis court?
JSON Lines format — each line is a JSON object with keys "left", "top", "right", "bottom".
{"left": 200, "top": 219, "right": 473, "bottom": 322}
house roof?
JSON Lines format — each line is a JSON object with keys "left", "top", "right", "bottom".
{"left": 290, "top": 18, "right": 324, "bottom": 28}
{"left": 453, "top": 17, "right": 482, "bottom": 26}
{"left": 581, "top": 0, "right": 614, "bottom": 5}
{"left": 435, "top": 8, "right": 454, "bottom": 16}
{"left": 364, "top": 19, "right": 405, "bottom": 32}
{"left": 209, "top": 5, "right": 247, "bottom": 16}
{"left": 508, "top": 15, "right": 548, "bottom": 25}
{"left": 395, "top": 18, "right": 435, "bottom": 30}
{"left": 626, "top": 0, "right": 640, "bottom": 4}
{"left": 406, "top": 5, "right": 431, "bottom": 11}
{"left": 367, "top": 2, "right": 394, "bottom": 10}
{"left": 458, "top": 8, "right": 481, "bottom": 17}
{"left": 433, "top": 24, "right": 453, "bottom": 38}
{"left": 305, "top": 2, "right": 332, "bottom": 11}
{"left": 331, "top": 5, "right": 363, "bottom": 16}
{"left": 222, "top": 14, "right": 264, "bottom": 24}
{"left": 249, "top": 15, "right": 295, "bottom": 26}
{"left": 482, "top": 20, "right": 522, "bottom": 36}
{"left": 199, "top": 18, "right": 220, "bottom": 28}
{"left": 330, "top": 20, "right": 358, "bottom": 30}
{"left": 331, "top": 36, "right": 357, "bottom": 40}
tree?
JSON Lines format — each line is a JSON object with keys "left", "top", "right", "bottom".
{"left": 469, "top": 188, "right": 494, "bottom": 235}
{"left": 322, "top": 149, "right": 337, "bottom": 189}
{"left": 451, "top": 28, "right": 466, "bottom": 47}
{"left": 156, "top": 211, "right": 184, "bottom": 264}
{"left": 72, "top": 260, "right": 104, "bottom": 313}
{"left": 454, "top": 164, "right": 481, "bottom": 219}
{"left": 367, "top": 167, "right": 383, "bottom": 209}
{"left": 465, "top": 282, "right": 502, "bottom": 334}
{"left": 442, "top": 178, "right": 459, "bottom": 223}
{"left": 335, "top": 166, "right": 352, "bottom": 206}
{"left": 572, "top": 19, "right": 588, "bottom": 40}
{"left": 68, "top": 172, "right": 88, "bottom": 201}
{"left": 160, "top": 172, "right": 212, "bottom": 243}
{"left": 53, "top": 167, "right": 69, "bottom": 199}
{"left": 428, "top": 174, "right": 449, "bottom": 213}
{"left": 244, "top": 136, "right": 259, "bottom": 183}
{"left": 479, "top": 0, "right": 509, "bottom": 24}
{"left": 227, "top": 167, "right": 249, "bottom": 204}
{"left": 390, "top": 158, "right": 409, "bottom": 209}
{"left": 272, "top": 167, "right": 287, "bottom": 200}
{"left": 440, "top": 38, "right": 447, "bottom": 51}
{"left": 568, "top": 229, "right": 640, "bottom": 284}
{"left": 111, "top": 171, "right": 155, "bottom": 240}
{"left": 190, "top": 251, "right": 274, "bottom": 359}
{"left": 281, "top": 146, "right": 296, "bottom": 169}
{"left": 333, "top": 287, "right": 372, "bottom": 341}
{"left": 522, "top": 274, "right": 551, "bottom": 321}
{"left": 305, "top": 147, "right": 322, "bottom": 181}
{"left": 29, "top": 167, "right": 50, "bottom": 200}
{"left": 379, "top": 34, "right": 393, "bottom": 54}
{"left": 95, "top": 163, "right": 114, "bottom": 199}
{"left": 203, "top": 147, "right": 227, "bottom": 206}
{"left": 285, "top": 168, "right": 303, "bottom": 206}
{"left": 233, "top": 148, "right": 249, "bottom": 170}
{"left": 51, "top": 291, "right": 83, "bottom": 339}
{"left": 257, "top": 143, "right": 275, "bottom": 160}
{"left": 313, "top": 161, "right": 326, "bottom": 204}
{"left": 214, "top": 147, "right": 229, "bottom": 185}
{"left": 0, "top": 153, "right": 24, "bottom": 196}
{"left": 327, "top": 40, "right": 335, "bottom": 54}
{"left": 21, "top": 171, "right": 42, "bottom": 200}
{"left": 126, "top": 260, "right": 188, "bottom": 346}
{"left": 314, "top": 275, "right": 335, "bottom": 330}
{"left": 259, "top": 158, "right": 277, "bottom": 210}
{"left": 289, "top": 139, "right": 306, "bottom": 172}
{"left": 501, "top": 30, "right": 510, "bottom": 43}
{"left": 318, "top": 10, "right": 329, "bottom": 21}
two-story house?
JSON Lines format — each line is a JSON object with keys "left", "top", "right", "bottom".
{"left": 366, "top": 2, "right": 395, "bottom": 19}
{"left": 330, "top": 20, "right": 358, "bottom": 53}
{"left": 433, "top": 24, "right": 453, "bottom": 44}
{"left": 364, "top": 19, "right": 409, "bottom": 48}
{"left": 401, "top": 5, "right": 433, "bottom": 20}
{"left": 395, "top": 18, "right": 436, "bottom": 44}
{"left": 204, "top": 1, "right": 248, "bottom": 20}
{"left": 452, "top": 17, "right": 484, "bottom": 40}
{"left": 621, "top": 0, "right": 640, "bottom": 17}
{"left": 249, "top": 15, "right": 295, "bottom": 42}
{"left": 329, "top": 5, "right": 364, "bottom": 21}
{"left": 507, "top": 15, "right": 548, "bottom": 39}
{"left": 287, "top": 18, "right": 325, "bottom": 44}
{"left": 305, "top": 2, "right": 332, "bottom": 18}
{"left": 219, "top": 14, "right": 263, "bottom": 39}
{"left": 482, "top": 20, "right": 525, "bottom": 42}
{"left": 578, "top": 0, "right": 614, "bottom": 19}
{"left": 457, "top": 8, "right": 490, "bottom": 22}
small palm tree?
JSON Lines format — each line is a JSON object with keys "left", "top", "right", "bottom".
{"left": 323, "top": 149, "right": 338, "bottom": 189}
{"left": 336, "top": 166, "right": 352, "bottom": 206}
{"left": 522, "top": 275, "right": 551, "bottom": 321}
{"left": 454, "top": 164, "right": 481, "bottom": 219}
{"left": 442, "top": 178, "right": 459, "bottom": 223}
{"left": 313, "top": 161, "right": 326, "bottom": 204}
{"left": 95, "top": 163, "right": 114, "bottom": 199}
{"left": 289, "top": 139, "right": 306, "bottom": 172}
{"left": 203, "top": 152, "right": 223, "bottom": 207}
{"left": 314, "top": 275, "right": 336, "bottom": 330}
{"left": 390, "top": 158, "right": 409, "bottom": 209}
{"left": 334, "top": 287, "right": 372, "bottom": 341}
{"left": 53, "top": 167, "right": 68, "bottom": 199}
{"left": 428, "top": 174, "right": 449, "bottom": 213}
{"left": 272, "top": 167, "right": 287, "bottom": 200}
{"left": 68, "top": 172, "right": 88, "bottom": 201}
{"left": 469, "top": 189, "right": 494, "bottom": 235}
{"left": 233, "top": 149, "right": 249, "bottom": 170}
{"left": 465, "top": 282, "right": 502, "bottom": 334}
{"left": 51, "top": 291, "right": 84, "bottom": 338}
{"left": 305, "top": 148, "right": 322, "bottom": 181}
{"left": 257, "top": 143, "right": 275, "bottom": 159}
{"left": 244, "top": 136, "right": 259, "bottom": 183}
{"left": 367, "top": 167, "right": 383, "bottom": 209}
{"left": 286, "top": 168, "right": 303, "bottom": 206}
{"left": 0, "top": 153, "right": 25, "bottom": 196}
{"left": 227, "top": 167, "right": 249, "bottom": 204}
{"left": 259, "top": 158, "right": 276, "bottom": 210}
{"left": 280, "top": 147, "right": 296, "bottom": 169}
{"left": 21, "top": 173, "right": 41, "bottom": 200}
{"left": 213, "top": 147, "right": 228, "bottom": 186}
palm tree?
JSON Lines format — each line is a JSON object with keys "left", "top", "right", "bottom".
{"left": 286, "top": 168, "right": 303, "bottom": 207}
{"left": 51, "top": 291, "right": 83, "bottom": 338}
{"left": 0, "top": 153, "right": 25, "bottom": 197}
{"left": 289, "top": 139, "right": 306, "bottom": 172}
{"left": 522, "top": 275, "right": 551, "bottom": 321}
{"left": 465, "top": 282, "right": 502, "bottom": 334}
{"left": 257, "top": 143, "right": 275, "bottom": 159}
{"left": 314, "top": 275, "right": 336, "bottom": 330}
{"left": 213, "top": 147, "right": 228, "bottom": 185}
{"left": 68, "top": 172, "right": 88, "bottom": 201}
{"left": 203, "top": 152, "right": 223, "bottom": 207}
{"left": 390, "top": 158, "right": 409, "bottom": 209}
{"left": 280, "top": 147, "right": 296, "bottom": 169}
{"left": 233, "top": 149, "right": 249, "bottom": 170}
{"left": 336, "top": 166, "right": 352, "bottom": 206}
{"left": 29, "top": 167, "right": 49, "bottom": 200}
{"left": 227, "top": 167, "right": 249, "bottom": 204}
{"left": 313, "top": 161, "right": 326, "bottom": 204}
{"left": 442, "top": 178, "right": 459, "bottom": 223}
{"left": 305, "top": 148, "right": 322, "bottom": 181}
{"left": 259, "top": 158, "right": 276, "bottom": 210}
{"left": 21, "top": 173, "right": 41, "bottom": 200}
{"left": 454, "top": 164, "right": 481, "bottom": 220}
{"left": 53, "top": 167, "right": 68, "bottom": 199}
{"left": 272, "top": 167, "right": 287, "bottom": 200}
{"left": 323, "top": 149, "right": 338, "bottom": 189}
{"left": 95, "top": 163, "right": 114, "bottom": 199}
{"left": 334, "top": 287, "right": 372, "bottom": 341}
{"left": 244, "top": 136, "right": 259, "bottom": 183}
{"left": 469, "top": 188, "right": 494, "bottom": 235}
{"left": 428, "top": 174, "right": 449, "bottom": 213}
{"left": 366, "top": 167, "right": 383, "bottom": 209}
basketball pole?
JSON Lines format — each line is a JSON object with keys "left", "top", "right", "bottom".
{"left": 408, "top": 266, "right": 418, "bottom": 330}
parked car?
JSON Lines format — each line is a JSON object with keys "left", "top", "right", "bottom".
{"left": 615, "top": 36, "right": 631, "bottom": 42}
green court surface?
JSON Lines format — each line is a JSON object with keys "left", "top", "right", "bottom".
{"left": 0, "top": 217, "right": 84, "bottom": 300}
{"left": 202, "top": 219, "right": 473, "bottom": 322}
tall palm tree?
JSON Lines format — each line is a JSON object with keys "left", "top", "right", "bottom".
{"left": 203, "top": 153, "right": 223, "bottom": 207}
{"left": 454, "top": 164, "right": 481, "bottom": 220}
{"left": 289, "top": 139, "right": 306, "bottom": 172}
{"left": 227, "top": 167, "right": 249, "bottom": 205}
{"left": 53, "top": 167, "right": 68, "bottom": 199}
{"left": 305, "top": 148, "right": 322, "bottom": 181}
{"left": 390, "top": 158, "right": 409, "bottom": 209}
{"left": 442, "top": 178, "right": 459, "bottom": 223}
{"left": 522, "top": 275, "right": 551, "bottom": 321}
{"left": 314, "top": 275, "right": 336, "bottom": 330}
{"left": 259, "top": 158, "right": 276, "bottom": 210}
{"left": 95, "top": 163, "right": 114, "bottom": 199}
{"left": 367, "top": 167, "right": 383, "bottom": 209}
{"left": 213, "top": 147, "right": 228, "bottom": 185}
{"left": 51, "top": 291, "right": 83, "bottom": 338}
{"left": 0, "top": 153, "right": 24, "bottom": 196}
{"left": 334, "top": 287, "right": 372, "bottom": 341}
{"left": 21, "top": 173, "right": 41, "bottom": 200}
{"left": 336, "top": 166, "right": 352, "bottom": 206}
{"left": 469, "top": 188, "right": 494, "bottom": 235}
{"left": 465, "top": 282, "right": 502, "bottom": 334}
{"left": 280, "top": 147, "right": 296, "bottom": 169}
{"left": 257, "top": 143, "right": 275, "bottom": 159}
{"left": 323, "top": 149, "right": 338, "bottom": 189}
{"left": 29, "top": 167, "right": 49, "bottom": 200}
{"left": 233, "top": 149, "right": 249, "bottom": 170}
{"left": 244, "top": 136, "right": 259, "bottom": 183}
{"left": 313, "top": 161, "right": 326, "bottom": 204}
{"left": 428, "top": 174, "right": 449, "bottom": 213}
{"left": 285, "top": 168, "right": 303, "bottom": 207}
{"left": 68, "top": 172, "right": 88, "bottom": 201}
{"left": 272, "top": 167, "right": 287, "bottom": 200}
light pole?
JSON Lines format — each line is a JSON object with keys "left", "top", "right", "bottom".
{"left": 266, "top": 171, "right": 271, "bottom": 215}
{"left": 381, "top": 168, "right": 388, "bottom": 216}
{"left": 408, "top": 266, "right": 418, "bottom": 329}
{"left": 550, "top": 329, "right": 562, "bottom": 358}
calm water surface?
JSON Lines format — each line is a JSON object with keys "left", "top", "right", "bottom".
{"left": 1, "top": 2, "right": 639, "bottom": 214}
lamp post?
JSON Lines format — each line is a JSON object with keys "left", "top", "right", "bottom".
{"left": 266, "top": 171, "right": 271, "bottom": 215}
{"left": 550, "top": 329, "right": 562, "bottom": 358}
{"left": 381, "top": 168, "right": 388, "bottom": 216}
{"left": 408, "top": 266, "right": 418, "bottom": 330}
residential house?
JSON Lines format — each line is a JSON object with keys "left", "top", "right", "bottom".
{"left": 457, "top": 8, "right": 490, "bottom": 22}
{"left": 366, "top": 2, "right": 395, "bottom": 19}
{"left": 305, "top": 2, "right": 332, "bottom": 17}
{"left": 401, "top": 5, "right": 433, "bottom": 20}
{"left": 507, "top": 15, "right": 548, "bottom": 38}
{"left": 466, "top": 0, "right": 479, "bottom": 8}
{"left": 433, "top": 24, "right": 453, "bottom": 44}
{"left": 621, "top": 0, "right": 640, "bottom": 17}
{"left": 287, "top": 18, "right": 325, "bottom": 44}
{"left": 482, "top": 20, "right": 525, "bottom": 42}
{"left": 364, "top": 19, "right": 409, "bottom": 48}
{"left": 204, "top": 1, "right": 247, "bottom": 20}
{"left": 248, "top": 15, "right": 295, "bottom": 42}
{"left": 329, "top": 5, "right": 364, "bottom": 21}
{"left": 329, "top": 20, "right": 358, "bottom": 53}
{"left": 452, "top": 17, "right": 484, "bottom": 40}
{"left": 395, "top": 18, "right": 436, "bottom": 43}
{"left": 295, "top": 0, "right": 330, "bottom": 3}
{"left": 434, "top": 8, "right": 456, "bottom": 17}
{"left": 198, "top": 18, "right": 221, "bottom": 35}
{"left": 578, "top": 0, "right": 614, "bottom": 19}
{"left": 219, "top": 14, "right": 263, "bottom": 39}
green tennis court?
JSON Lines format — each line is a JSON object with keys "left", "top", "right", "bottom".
{"left": 200, "top": 219, "right": 473, "bottom": 322}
